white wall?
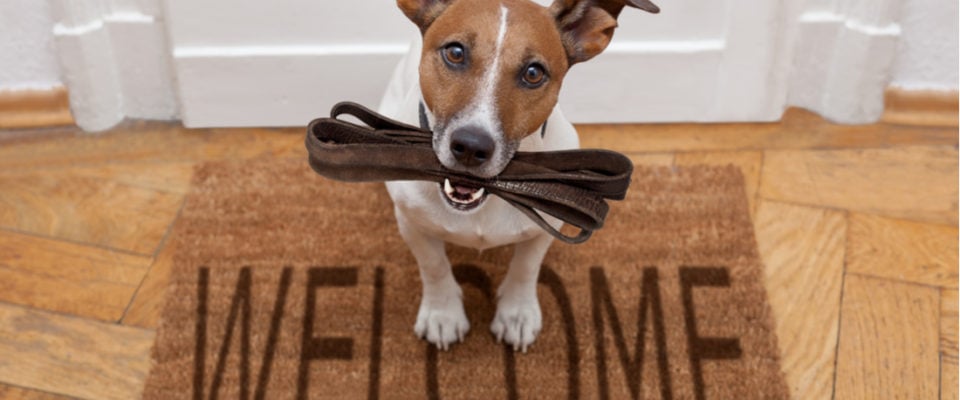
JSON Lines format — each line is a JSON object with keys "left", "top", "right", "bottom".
{"left": 890, "top": 0, "right": 959, "bottom": 91}
{"left": 0, "top": 0, "right": 61, "bottom": 91}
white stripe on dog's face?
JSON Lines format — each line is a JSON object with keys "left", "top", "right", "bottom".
{"left": 470, "top": 5, "right": 510, "bottom": 138}
{"left": 435, "top": 5, "right": 510, "bottom": 177}
{"left": 418, "top": 0, "right": 569, "bottom": 178}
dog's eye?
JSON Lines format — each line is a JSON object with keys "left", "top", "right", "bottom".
{"left": 521, "top": 63, "right": 546, "bottom": 88}
{"left": 442, "top": 43, "right": 466, "bottom": 67}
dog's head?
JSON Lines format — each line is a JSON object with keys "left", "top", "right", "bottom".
{"left": 397, "top": 0, "right": 656, "bottom": 211}
{"left": 398, "top": 0, "right": 657, "bottom": 180}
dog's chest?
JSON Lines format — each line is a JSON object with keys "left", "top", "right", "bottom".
{"left": 386, "top": 180, "right": 545, "bottom": 249}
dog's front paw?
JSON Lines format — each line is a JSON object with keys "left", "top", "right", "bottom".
{"left": 414, "top": 287, "right": 470, "bottom": 351}
{"left": 491, "top": 289, "right": 542, "bottom": 353}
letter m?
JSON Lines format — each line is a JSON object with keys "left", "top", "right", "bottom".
{"left": 590, "top": 267, "right": 672, "bottom": 400}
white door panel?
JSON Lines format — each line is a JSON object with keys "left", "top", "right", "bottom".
{"left": 165, "top": 1, "right": 415, "bottom": 47}
{"left": 174, "top": 48, "right": 406, "bottom": 127}
{"left": 561, "top": 42, "right": 723, "bottom": 122}
{"left": 167, "top": 0, "right": 778, "bottom": 127}
{"left": 51, "top": 0, "right": 907, "bottom": 130}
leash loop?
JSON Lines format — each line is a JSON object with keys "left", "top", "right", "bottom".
{"left": 305, "top": 101, "right": 633, "bottom": 244}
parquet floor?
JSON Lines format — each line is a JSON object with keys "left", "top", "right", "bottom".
{"left": 0, "top": 108, "right": 956, "bottom": 399}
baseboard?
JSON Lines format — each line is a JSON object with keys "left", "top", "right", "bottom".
{"left": 882, "top": 88, "right": 959, "bottom": 127}
{"left": 0, "top": 86, "right": 75, "bottom": 129}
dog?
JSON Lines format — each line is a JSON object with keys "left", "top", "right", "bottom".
{"left": 377, "top": 0, "right": 659, "bottom": 351}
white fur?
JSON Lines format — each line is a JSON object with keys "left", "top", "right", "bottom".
{"left": 379, "top": 30, "right": 580, "bottom": 351}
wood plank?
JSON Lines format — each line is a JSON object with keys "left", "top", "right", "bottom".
{"left": 121, "top": 239, "right": 176, "bottom": 329}
{"left": 754, "top": 200, "right": 846, "bottom": 399}
{"left": 677, "top": 151, "right": 763, "bottom": 216}
{"left": 5, "top": 162, "right": 196, "bottom": 194}
{"left": 847, "top": 213, "right": 958, "bottom": 288}
{"left": 0, "top": 303, "right": 154, "bottom": 400}
{"left": 944, "top": 289, "right": 959, "bottom": 400}
{"left": 0, "top": 161, "right": 195, "bottom": 195}
{"left": 835, "top": 274, "right": 940, "bottom": 399}
{"left": 0, "top": 230, "right": 150, "bottom": 321}
{"left": 0, "top": 125, "right": 75, "bottom": 143}
{"left": 760, "top": 146, "right": 958, "bottom": 225}
{"left": 0, "top": 170, "right": 184, "bottom": 255}
{"left": 944, "top": 289, "right": 958, "bottom": 363}
{"left": 0, "top": 122, "right": 304, "bottom": 171}
{"left": 882, "top": 88, "right": 959, "bottom": 128}
{"left": 944, "top": 357, "right": 959, "bottom": 400}
{"left": 0, "top": 384, "right": 76, "bottom": 400}
{"left": 578, "top": 107, "right": 957, "bottom": 153}
{"left": 0, "top": 87, "right": 74, "bottom": 129}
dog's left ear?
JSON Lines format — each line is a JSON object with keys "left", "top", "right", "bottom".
{"left": 397, "top": 0, "right": 455, "bottom": 33}
{"left": 550, "top": 0, "right": 659, "bottom": 65}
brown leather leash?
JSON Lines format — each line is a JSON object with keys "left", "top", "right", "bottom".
{"left": 304, "top": 102, "right": 633, "bottom": 244}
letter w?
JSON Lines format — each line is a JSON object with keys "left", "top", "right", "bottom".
{"left": 194, "top": 267, "right": 293, "bottom": 400}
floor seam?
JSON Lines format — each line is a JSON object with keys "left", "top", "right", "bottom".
{"left": 0, "top": 227, "right": 152, "bottom": 259}
{"left": 0, "top": 299, "right": 155, "bottom": 334}
{"left": 750, "top": 199, "right": 959, "bottom": 227}
{"left": 0, "top": 380, "right": 82, "bottom": 400}
{"left": 830, "top": 210, "right": 851, "bottom": 400}
{"left": 939, "top": 293, "right": 944, "bottom": 400}
{"left": 117, "top": 194, "right": 188, "bottom": 325}
{"left": 845, "top": 272, "right": 953, "bottom": 290}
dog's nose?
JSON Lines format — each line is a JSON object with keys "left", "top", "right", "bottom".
{"left": 450, "top": 127, "right": 495, "bottom": 168}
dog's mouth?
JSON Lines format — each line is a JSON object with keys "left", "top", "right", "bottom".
{"left": 440, "top": 178, "right": 489, "bottom": 211}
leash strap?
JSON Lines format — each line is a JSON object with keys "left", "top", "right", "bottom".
{"left": 305, "top": 102, "right": 633, "bottom": 244}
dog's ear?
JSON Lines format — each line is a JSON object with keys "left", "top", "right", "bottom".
{"left": 397, "top": 0, "right": 455, "bottom": 32}
{"left": 550, "top": 0, "right": 659, "bottom": 65}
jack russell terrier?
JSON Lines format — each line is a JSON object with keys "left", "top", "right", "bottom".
{"left": 377, "top": 0, "right": 659, "bottom": 351}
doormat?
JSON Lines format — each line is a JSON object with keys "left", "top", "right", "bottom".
{"left": 143, "top": 158, "right": 788, "bottom": 399}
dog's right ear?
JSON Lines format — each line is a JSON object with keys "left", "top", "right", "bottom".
{"left": 551, "top": 0, "right": 659, "bottom": 65}
{"left": 397, "top": 0, "right": 454, "bottom": 32}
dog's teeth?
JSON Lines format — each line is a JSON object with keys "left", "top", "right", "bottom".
{"left": 471, "top": 188, "right": 485, "bottom": 202}
{"left": 442, "top": 179, "right": 485, "bottom": 206}
{"left": 443, "top": 179, "right": 454, "bottom": 195}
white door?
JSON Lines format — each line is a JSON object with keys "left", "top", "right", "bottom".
{"left": 164, "top": 0, "right": 788, "bottom": 126}
{"left": 51, "top": 0, "right": 905, "bottom": 130}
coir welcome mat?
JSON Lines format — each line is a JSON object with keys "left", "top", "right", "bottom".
{"left": 143, "top": 158, "right": 788, "bottom": 399}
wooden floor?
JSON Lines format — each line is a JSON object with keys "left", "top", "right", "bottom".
{"left": 0, "top": 108, "right": 956, "bottom": 399}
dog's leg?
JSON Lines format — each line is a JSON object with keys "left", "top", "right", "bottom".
{"left": 492, "top": 232, "right": 553, "bottom": 352}
{"left": 395, "top": 209, "right": 469, "bottom": 350}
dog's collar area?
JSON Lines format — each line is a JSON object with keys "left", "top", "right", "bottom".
{"left": 418, "top": 101, "right": 547, "bottom": 138}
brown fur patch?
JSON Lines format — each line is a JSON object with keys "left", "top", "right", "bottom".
{"left": 419, "top": 0, "right": 500, "bottom": 127}
{"left": 557, "top": 6, "right": 618, "bottom": 64}
{"left": 397, "top": 0, "right": 453, "bottom": 31}
{"left": 495, "top": 0, "right": 568, "bottom": 141}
